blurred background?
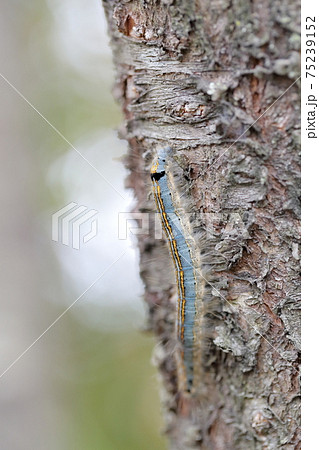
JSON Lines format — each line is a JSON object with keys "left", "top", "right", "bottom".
{"left": 0, "top": 0, "right": 165, "bottom": 448}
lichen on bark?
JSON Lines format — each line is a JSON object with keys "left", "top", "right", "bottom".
{"left": 103, "top": 0, "right": 300, "bottom": 448}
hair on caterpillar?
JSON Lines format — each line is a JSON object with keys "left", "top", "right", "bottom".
{"left": 150, "top": 146, "right": 217, "bottom": 398}
{"left": 152, "top": 343, "right": 214, "bottom": 450}
{"left": 148, "top": 147, "right": 246, "bottom": 447}
{"left": 150, "top": 145, "right": 250, "bottom": 398}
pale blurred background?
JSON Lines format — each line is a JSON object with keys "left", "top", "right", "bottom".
{"left": 0, "top": 1, "right": 165, "bottom": 448}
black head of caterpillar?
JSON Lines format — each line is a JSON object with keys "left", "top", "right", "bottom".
{"left": 151, "top": 170, "right": 165, "bottom": 181}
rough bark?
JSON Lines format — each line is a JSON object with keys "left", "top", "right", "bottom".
{"left": 103, "top": 1, "right": 300, "bottom": 448}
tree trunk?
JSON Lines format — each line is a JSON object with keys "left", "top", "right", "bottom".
{"left": 103, "top": 1, "right": 300, "bottom": 448}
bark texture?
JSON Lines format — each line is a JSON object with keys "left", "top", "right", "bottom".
{"left": 103, "top": 1, "right": 300, "bottom": 448}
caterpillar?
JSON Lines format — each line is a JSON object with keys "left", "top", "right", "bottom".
{"left": 150, "top": 147, "right": 205, "bottom": 395}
